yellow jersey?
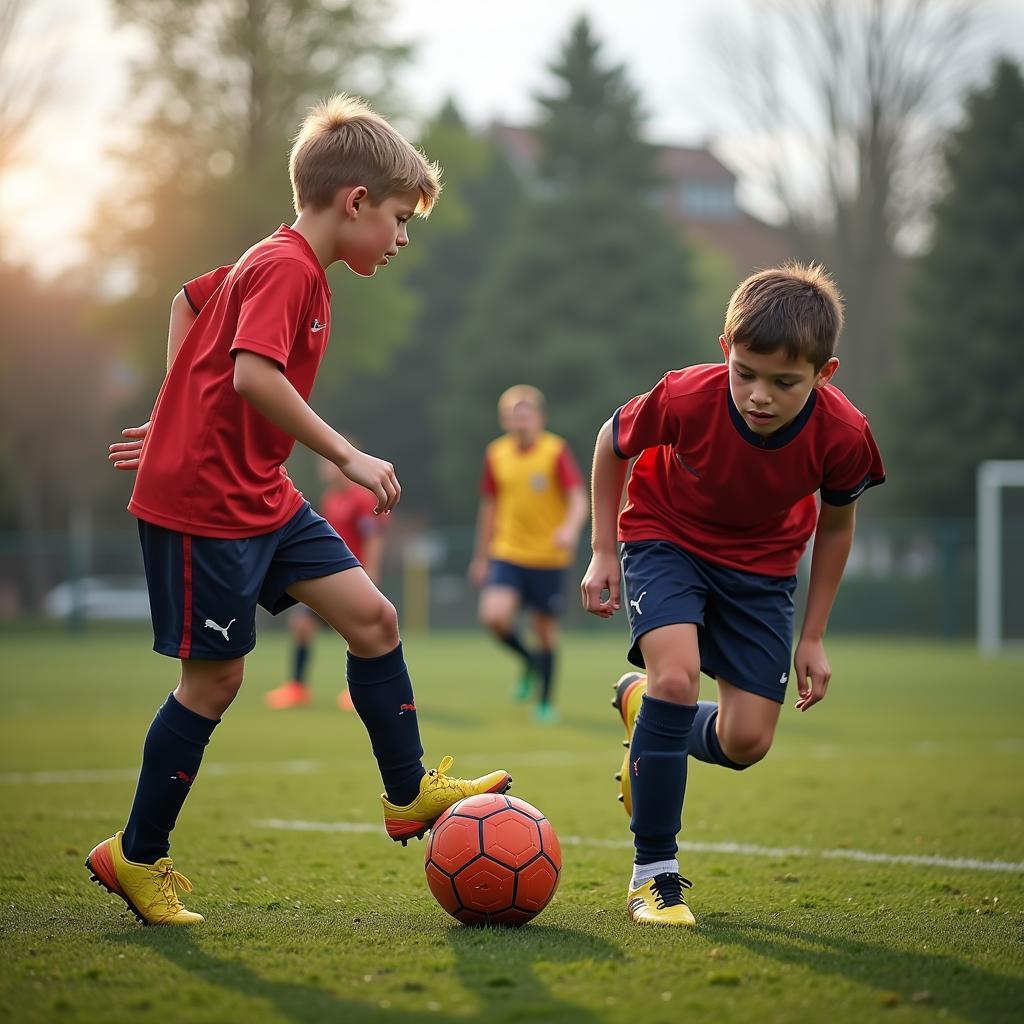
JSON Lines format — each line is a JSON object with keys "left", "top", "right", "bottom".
{"left": 481, "top": 431, "right": 583, "bottom": 569}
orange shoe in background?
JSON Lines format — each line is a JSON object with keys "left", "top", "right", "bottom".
{"left": 265, "top": 681, "right": 312, "bottom": 709}
{"left": 337, "top": 688, "right": 355, "bottom": 711}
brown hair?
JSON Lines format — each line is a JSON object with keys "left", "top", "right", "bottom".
{"left": 289, "top": 94, "right": 442, "bottom": 216}
{"left": 723, "top": 262, "right": 844, "bottom": 369}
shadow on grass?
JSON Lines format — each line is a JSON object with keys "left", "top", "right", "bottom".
{"left": 700, "top": 915, "right": 1022, "bottom": 1024}
{"left": 445, "top": 923, "right": 617, "bottom": 1023}
{"left": 109, "top": 921, "right": 615, "bottom": 1024}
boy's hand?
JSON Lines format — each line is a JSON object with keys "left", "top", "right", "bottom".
{"left": 793, "top": 637, "right": 831, "bottom": 712}
{"left": 108, "top": 421, "right": 150, "bottom": 471}
{"left": 581, "top": 551, "right": 621, "bottom": 618}
{"left": 467, "top": 557, "right": 489, "bottom": 588}
{"left": 338, "top": 450, "right": 400, "bottom": 515}
{"left": 552, "top": 524, "right": 577, "bottom": 551}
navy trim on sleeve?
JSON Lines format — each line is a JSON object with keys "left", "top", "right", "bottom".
{"left": 182, "top": 284, "right": 201, "bottom": 316}
{"left": 611, "top": 407, "right": 627, "bottom": 459}
{"left": 821, "top": 473, "right": 886, "bottom": 507}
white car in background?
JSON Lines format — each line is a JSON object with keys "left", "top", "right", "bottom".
{"left": 43, "top": 576, "right": 151, "bottom": 621}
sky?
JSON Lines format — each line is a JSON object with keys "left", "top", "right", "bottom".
{"left": 3, "top": 0, "right": 1024, "bottom": 275}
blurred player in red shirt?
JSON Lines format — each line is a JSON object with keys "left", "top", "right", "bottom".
{"left": 266, "top": 455, "right": 386, "bottom": 710}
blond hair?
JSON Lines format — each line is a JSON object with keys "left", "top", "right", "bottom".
{"left": 723, "top": 262, "right": 844, "bottom": 369}
{"left": 289, "top": 94, "right": 442, "bottom": 216}
{"left": 498, "top": 385, "right": 545, "bottom": 417}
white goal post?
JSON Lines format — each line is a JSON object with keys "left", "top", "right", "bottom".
{"left": 977, "top": 460, "right": 1024, "bottom": 655}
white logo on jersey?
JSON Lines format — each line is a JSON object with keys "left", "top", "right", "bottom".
{"left": 204, "top": 618, "right": 236, "bottom": 642}
{"left": 779, "top": 672, "right": 788, "bottom": 685}
{"left": 629, "top": 591, "right": 648, "bottom": 616}
{"left": 311, "top": 318, "right": 327, "bottom": 333}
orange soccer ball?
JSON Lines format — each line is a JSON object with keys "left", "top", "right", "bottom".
{"left": 424, "top": 793, "right": 562, "bottom": 926}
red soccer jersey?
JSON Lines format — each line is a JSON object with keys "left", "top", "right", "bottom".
{"left": 129, "top": 225, "right": 331, "bottom": 538}
{"left": 613, "top": 363, "right": 885, "bottom": 576}
{"left": 320, "top": 485, "right": 381, "bottom": 564}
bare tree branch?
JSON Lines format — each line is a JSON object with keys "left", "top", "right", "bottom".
{"left": 705, "top": 0, "right": 984, "bottom": 414}
{"left": 0, "top": 0, "right": 62, "bottom": 176}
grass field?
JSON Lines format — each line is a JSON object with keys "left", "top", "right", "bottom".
{"left": 1, "top": 626, "right": 1022, "bottom": 1024}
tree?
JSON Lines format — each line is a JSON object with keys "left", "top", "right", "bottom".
{"left": 0, "top": 0, "right": 64, "bottom": 258}
{"left": 711, "top": 0, "right": 980, "bottom": 416}
{"left": 0, "top": 266, "right": 116, "bottom": 608}
{"left": 884, "top": 58, "right": 1024, "bottom": 517}
{"left": 437, "top": 17, "right": 703, "bottom": 522}
{"left": 0, "top": 0, "right": 62, "bottom": 169}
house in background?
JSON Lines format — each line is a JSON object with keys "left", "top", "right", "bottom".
{"left": 490, "top": 123, "right": 790, "bottom": 276}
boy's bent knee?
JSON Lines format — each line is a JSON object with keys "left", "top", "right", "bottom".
{"left": 479, "top": 608, "right": 509, "bottom": 634}
{"left": 720, "top": 731, "right": 773, "bottom": 766}
{"left": 646, "top": 665, "right": 701, "bottom": 705}
{"left": 348, "top": 596, "right": 400, "bottom": 656}
{"left": 177, "top": 660, "right": 244, "bottom": 718}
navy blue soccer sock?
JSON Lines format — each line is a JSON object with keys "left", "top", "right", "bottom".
{"left": 122, "top": 693, "right": 219, "bottom": 864}
{"left": 346, "top": 643, "right": 426, "bottom": 807}
{"left": 629, "top": 695, "right": 697, "bottom": 865}
{"left": 688, "top": 701, "right": 749, "bottom": 770}
{"left": 498, "top": 630, "right": 532, "bottom": 668}
{"left": 291, "top": 643, "right": 310, "bottom": 684}
{"left": 535, "top": 649, "right": 555, "bottom": 705}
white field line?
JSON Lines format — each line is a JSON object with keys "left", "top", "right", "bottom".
{"left": 3, "top": 737, "right": 1023, "bottom": 785}
{"left": 0, "top": 759, "right": 322, "bottom": 786}
{"left": 252, "top": 817, "right": 1024, "bottom": 875}
{"left": 0, "top": 751, "right": 613, "bottom": 787}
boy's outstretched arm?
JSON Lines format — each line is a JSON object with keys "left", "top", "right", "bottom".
{"left": 108, "top": 289, "right": 197, "bottom": 471}
{"left": 233, "top": 351, "right": 400, "bottom": 514}
{"left": 580, "top": 418, "right": 628, "bottom": 618}
{"left": 794, "top": 501, "right": 857, "bottom": 712}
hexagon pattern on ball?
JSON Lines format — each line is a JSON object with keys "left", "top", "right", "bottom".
{"left": 424, "top": 794, "right": 562, "bottom": 926}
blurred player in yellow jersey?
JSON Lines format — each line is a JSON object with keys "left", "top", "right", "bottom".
{"left": 468, "top": 386, "right": 588, "bottom": 723}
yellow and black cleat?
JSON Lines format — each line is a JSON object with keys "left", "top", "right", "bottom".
{"left": 382, "top": 755, "right": 511, "bottom": 845}
{"left": 85, "top": 831, "right": 203, "bottom": 926}
{"left": 611, "top": 672, "right": 647, "bottom": 816}
{"left": 626, "top": 872, "right": 696, "bottom": 927}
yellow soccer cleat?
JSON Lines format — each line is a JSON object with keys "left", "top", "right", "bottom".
{"left": 382, "top": 755, "right": 512, "bottom": 845}
{"left": 612, "top": 672, "right": 647, "bottom": 816}
{"left": 626, "top": 872, "right": 697, "bottom": 927}
{"left": 85, "top": 831, "right": 203, "bottom": 926}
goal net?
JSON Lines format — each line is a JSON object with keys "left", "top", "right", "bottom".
{"left": 977, "top": 460, "right": 1024, "bottom": 654}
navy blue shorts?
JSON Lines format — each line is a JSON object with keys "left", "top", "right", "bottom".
{"left": 621, "top": 540, "right": 797, "bottom": 703}
{"left": 138, "top": 502, "right": 360, "bottom": 661}
{"left": 485, "top": 559, "right": 567, "bottom": 617}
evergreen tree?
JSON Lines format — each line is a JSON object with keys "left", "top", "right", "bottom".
{"left": 885, "top": 58, "right": 1024, "bottom": 517}
{"left": 438, "top": 16, "right": 703, "bottom": 523}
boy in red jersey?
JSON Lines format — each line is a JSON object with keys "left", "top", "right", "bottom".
{"left": 468, "top": 386, "right": 588, "bottom": 723}
{"left": 265, "top": 456, "right": 386, "bottom": 711}
{"left": 85, "top": 95, "right": 510, "bottom": 927}
{"left": 581, "top": 263, "right": 884, "bottom": 927}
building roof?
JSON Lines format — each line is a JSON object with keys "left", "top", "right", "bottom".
{"left": 490, "top": 122, "right": 735, "bottom": 183}
{"left": 489, "top": 121, "right": 787, "bottom": 275}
